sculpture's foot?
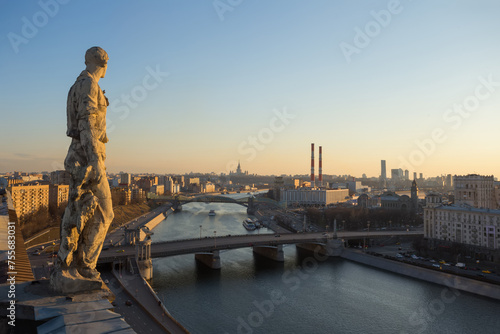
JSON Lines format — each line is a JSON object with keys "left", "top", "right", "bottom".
{"left": 78, "top": 267, "right": 101, "bottom": 280}
{"left": 50, "top": 267, "right": 102, "bottom": 294}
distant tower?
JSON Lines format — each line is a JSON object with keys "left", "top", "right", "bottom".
{"left": 381, "top": 160, "right": 386, "bottom": 180}
{"left": 310, "top": 143, "right": 315, "bottom": 188}
{"left": 318, "top": 146, "right": 323, "bottom": 187}
{"left": 236, "top": 161, "right": 242, "bottom": 175}
{"left": 411, "top": 179, "right": 418, "bottom": 213}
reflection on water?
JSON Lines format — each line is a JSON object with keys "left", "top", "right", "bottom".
{"left": 153, "top": 202, "right": 272, "bottom": 242}
{"left": 151, "top": 203, "right": 500, "bottom": 334}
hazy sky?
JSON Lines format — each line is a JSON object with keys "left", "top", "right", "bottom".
{"left": 1, "top": 1, "right": 500, "bottom": 177}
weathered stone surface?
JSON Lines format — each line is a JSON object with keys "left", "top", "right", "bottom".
{"left": 37, "top": 310, "right": 123, "bottom": 334}
{"left": 51, "top": 46, "right": 114, "bottom": 293}
{"left": 50, "top": 267, "right": 102, "bottom": 295}
{"left": 0, "top": 280, "right": 114, "bottom": 321}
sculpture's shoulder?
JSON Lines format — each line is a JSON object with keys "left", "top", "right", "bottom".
{"left": 68, "top": 71, "right": 100, "bottom": 99}
{"left": 66, "top": 71, "right": 102, "bottom": 138}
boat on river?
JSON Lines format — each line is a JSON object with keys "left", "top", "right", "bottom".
{"left": 242, "top": 218, "right": 257, "bottom": 230}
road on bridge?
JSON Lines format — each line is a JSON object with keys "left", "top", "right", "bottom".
{"left": 98, "top": 230, "right": 423, "bottom": 263}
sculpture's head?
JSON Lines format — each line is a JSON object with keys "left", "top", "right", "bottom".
{"left": 85, "top": 46, "right": 108, "bottom": 78}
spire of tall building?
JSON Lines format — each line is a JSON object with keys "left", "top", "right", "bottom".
{"left": 236, "top": 160, "right": 242, "bottom": 175}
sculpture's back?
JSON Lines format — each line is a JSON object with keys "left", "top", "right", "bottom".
{"left": 51, "top": 46, "right": 114, "bottom": 294}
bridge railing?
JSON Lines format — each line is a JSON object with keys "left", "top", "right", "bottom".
{"left": 149, "top": 230, "right": 423, "bottom": 246}
{"left": 151, "top": 233, "right": 274, "bottom": 246}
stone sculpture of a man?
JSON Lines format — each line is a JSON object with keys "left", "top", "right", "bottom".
{"left": 51, "top": 46, "right": 114, "bottom": 293}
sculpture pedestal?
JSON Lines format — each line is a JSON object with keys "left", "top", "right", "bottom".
{"left": 0, "top": 280, "right": 133, "bottom": 334}
{"left": 0, "top": 278, "right": 119, "bottom": 334}
{"left": 50, "top": 267, "right": 103, "bottom": 295}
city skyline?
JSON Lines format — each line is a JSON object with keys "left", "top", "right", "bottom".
{"left": 2, "top": 1, "right": 500, "bottom": 177}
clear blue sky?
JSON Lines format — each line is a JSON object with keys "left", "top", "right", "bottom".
{"left": 1, "top": 0, "right": 500, "bottom": 177}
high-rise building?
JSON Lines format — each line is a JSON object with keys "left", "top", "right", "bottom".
{"left": 391, "top": 168, "right": 404, "bottom": 180}
{"left": 50, "top": 170, "right": 70, "bottom": 185}
{"left": 230, "top": 161, "right": 248, "bottom": 175}
{"left": 120, "top": 173, "right": 131, "bottom": 186}
{"left": 49, "top": 184, "right": 69, "bottom": 214}
{"left": 445, "top": 174, "right": 453, "bottom": 189}
{"left": 236, "top": 161, "right": 242, "bottom": 175}
{"left": 404, "top": 169, "right": 409, "bottom": 180}
{"left": 7, "top": 183, "right": 49, "bottom": 222}
{"left": 130, "top": 185, "right": 145, "bottom": 202}
{"left": 381, "top": 160, "right": 387, "bottom": 180}
{"left": 413, "top": 172, "right": 417, "bottom": 181}
{"left": 454, "top": 174, "right": 496, "bottom": 209}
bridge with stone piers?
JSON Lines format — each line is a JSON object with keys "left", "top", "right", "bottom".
{"left": 150, "top": 193, "right": 282, "bottom": 214}
{"left": 98, "top": 230, "right": 423, "bottom": 269}
{"left": 151, "top": 193, "right": 281, "bottom": 207}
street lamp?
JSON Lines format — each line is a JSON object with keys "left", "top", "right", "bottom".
{"left": 199, "top": 225, "right": 202, "bottom": 239}
{"left": 214, "top": 231, "right": 217, "bottom": 248}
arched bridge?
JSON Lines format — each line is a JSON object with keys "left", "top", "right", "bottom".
{"left": 182, "top": 194, "right": 250, "bottom": 206}
{"left": 149, "top": 194, "right": 282, "bottom": 210}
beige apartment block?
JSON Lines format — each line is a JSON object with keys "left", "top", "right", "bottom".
{"left": 8, "top": 183, "right": 49, "bottom": 222}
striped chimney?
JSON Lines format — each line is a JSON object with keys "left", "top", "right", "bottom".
{"left": 319, "top": 146, "right": 323, "bottom": 187}
{"left": 310, "top": 143, "right": 315, "bottom": 188}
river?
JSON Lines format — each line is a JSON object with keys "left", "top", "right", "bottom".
{"left": 150, "top": 201, "right": 500, "bottom": 334}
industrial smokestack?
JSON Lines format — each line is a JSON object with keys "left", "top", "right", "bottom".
{"left": 319, "top": 146, "right": 323, "bottom": 187}
{"left": 310, "top": 143, "right": 315, "bottom": 188}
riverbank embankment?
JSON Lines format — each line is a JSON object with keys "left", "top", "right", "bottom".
{"left": 112, "top": 265, "right": 189, "bottom": 334}
{"left": 341, "top": 249, "right": 500, "bottom": 300}
{"left": 143, "top": 208, "right": 173, "bottom": 231}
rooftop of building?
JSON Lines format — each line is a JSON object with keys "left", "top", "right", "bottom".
{"left": 455, "top": 174, "right": 494, "bottom": 179}
{"left": 433, "top": 204, "right": 500, "bottom": 214}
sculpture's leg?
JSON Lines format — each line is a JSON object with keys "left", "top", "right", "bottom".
{"left": 56, "top": 206, "right": 80, "bottom": 269}
{"left": 77, "top": 179, "right": 114, "bottom": 279}
{"left": 56, "top": 141, "right": 87, "bottom": 270}
{"left": 50, "top": 207, "right": 103, "bottom": 293}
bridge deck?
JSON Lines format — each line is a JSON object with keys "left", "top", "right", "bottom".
{"left": 98, "top": 231, "right": 423, "bottom": 264}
